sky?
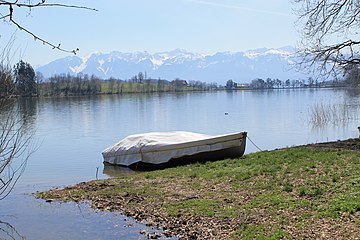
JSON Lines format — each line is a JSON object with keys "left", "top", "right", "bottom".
{"left": 0, "top": 0, "right": 299, "bottom": 66}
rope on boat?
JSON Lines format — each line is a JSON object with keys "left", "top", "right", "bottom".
{"left": 246, "top": 135, "right": 263, "bottom": 152}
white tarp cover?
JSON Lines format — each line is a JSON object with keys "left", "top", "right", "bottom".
{"left": 102, "top": 131, "right": 243, "bottom": 166}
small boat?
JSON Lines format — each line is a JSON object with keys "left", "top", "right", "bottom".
{"left": 102, "top": 131, "right": 247, "bottom": 170}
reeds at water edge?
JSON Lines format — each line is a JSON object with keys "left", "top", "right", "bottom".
{"left": 308, "top": 102, "right": 359, "bottom": 126}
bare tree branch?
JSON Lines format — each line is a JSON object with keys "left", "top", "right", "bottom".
{"left": 293, "top": 0, "right": 360, "bottom": 78}
{"left": 0, "top": 99, "right": 35, "bottom": 200}
{"left": 0, "top": 0, "right": 97, "bottom": 11}
{"left": 0, "top": 41, "right": 36, "bottom": 200}
{"left": 9, "top": 18, "right": 79, "bottom": 54}
{"left": 0, "top": 0, "right": 97, "bottom": 54}
{"left": 0, "top": 1, "right": 91, "bottom": 200}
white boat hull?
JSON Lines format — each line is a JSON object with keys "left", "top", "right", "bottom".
{"left": 102, "top": 131, "right": 247, "bottom": 169}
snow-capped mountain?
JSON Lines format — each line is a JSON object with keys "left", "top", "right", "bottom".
{"left": 36, "top": 47, "right": 306, "bottom": 84}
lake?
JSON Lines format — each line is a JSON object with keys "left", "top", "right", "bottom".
{"left": 1, "top": 88, "right": 360, "bottom": 239}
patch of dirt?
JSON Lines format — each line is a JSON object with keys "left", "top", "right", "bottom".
{"left": 305, "top": 138, "right": 360, "bottom": 151}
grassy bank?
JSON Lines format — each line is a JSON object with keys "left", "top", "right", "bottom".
{"left": 38, "top": 141, "right": 360, "bottom": 239}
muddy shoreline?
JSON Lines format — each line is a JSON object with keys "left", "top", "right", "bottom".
{"left": 38, "top": 139, "right": 360, "bottom": 239}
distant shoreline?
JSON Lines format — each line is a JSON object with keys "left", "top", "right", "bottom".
{"left": 1, "top": 84, "right": 351, "bottom": 99}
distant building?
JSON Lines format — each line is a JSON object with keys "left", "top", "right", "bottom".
{"left": 171, "top": 79, "right": 188, "bottom": 86}
{"left": 236, "top": 83, "right": 250, "bottom": 89}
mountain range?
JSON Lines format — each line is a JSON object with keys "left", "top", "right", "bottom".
{"left": 36, "top": 47, "right": 307, "bottom": 85}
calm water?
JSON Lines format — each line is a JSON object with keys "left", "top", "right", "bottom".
{"left": 1, "top": 88, "right": 360, "bottom": 239}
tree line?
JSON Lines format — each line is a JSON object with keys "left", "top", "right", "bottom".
{"left": 0, "top": 61, "right": 220, "bottom": 97}
{"left": 0, "top": 60, "right": 37, "bottom": 97}
{"left": 225, "top": 76, "right": 349, "bottom": 90}
{"left": 248, "top": 77, "right": 344, "bottom": 89}
{"left": 37, "top": 73, "right": 220, "bottom": 96}
{"left": 225, "top": 71, "right": 360, "bottom": 90}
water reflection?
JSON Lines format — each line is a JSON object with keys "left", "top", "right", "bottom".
{"left": 306, "top": 88, "right": 360, "bottom": 130}
{"left": 0, "top": 98, "right": 36, "bottom": 200}
{"left": 1, "top": 194, "right": 171, "bottom": 240}
{"left": 17, "top": 98, "right": 38, "bottom": 129}
{"left": 0, "top": 98, "right": 38, "bottom": 133}
{"left": 344, "top": 87, "right": 360, "bottom": 98}
{"left": 103, "top": 164, "right": 136, "bottom": 178}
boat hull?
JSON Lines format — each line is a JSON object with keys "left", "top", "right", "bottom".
{"left": 129, "top": 140, "right": 246, "bottom": 170}
{"left": 103, "top": 131, "right": 247, "bottom": 170}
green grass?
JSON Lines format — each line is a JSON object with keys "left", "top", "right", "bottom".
{"left": 163, "top": 199, "right": 222, "bottom": 217}
{"left": 235, "top": 223, "right": 289, "bottom": 240}
{"left": 38, "top": 145, "right": 360, "bottom": 239}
